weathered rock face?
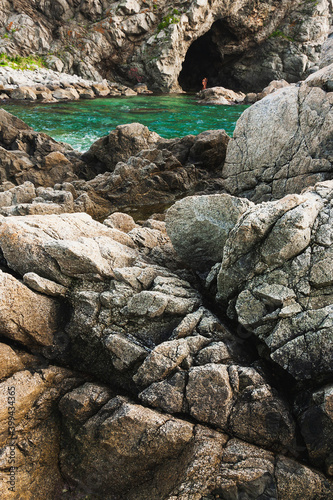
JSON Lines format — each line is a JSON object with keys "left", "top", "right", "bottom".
{"left": 0, "top": 356, "right": 83, "bottom": 500}
{"left": 166, "top": 180, "right": 333, "bottom": 478}
{"left": 223, "top": 64, "right": 333, "bottom": 202}
{"left": 58, "top": 390, "right": 331, "bottom": 499}
{"left": 0, "top": 197, "right": 332, "bottom": 497}
{"left": 79, "top": 126, "right": 231, "bottom": 216}
{"left": 214, "top": 183, "right": 333, "bottom": 383}
{"left": 82, "top": 145, "right": 224, "bottom": 215}
{"left": 0, "top": 66, "right": 333, "bottom": 497}
{"left": 0, "top": 0, "right": 331, "bottom": 92}
{"left": 0, "top": 108, "right": 83, "bottom": 187}
{"left": 166, "top": 184, "right": 333, "bottom": 383}
{"left": 0, "top": 111, "right": 231, "bottom": 219}
{"left": 320, "top": 31, "right": 333, "bottom": 68}
{"left": 165, "top": 193, "right": 253, "bottom": 270}
{"left": 0, "top": 212, "right": 137, "bottom": 285}
{"left": 0, "top": 270, "right": 61, "bottom": 350}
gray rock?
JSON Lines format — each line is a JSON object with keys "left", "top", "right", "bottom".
{"left": 223, "top": 69, "right": 333, "bottom": 202}
{"left": 186, "top": 363, "right": 233, "bottom": 428}
{"left": 320, "top": 33, "right": 333, "bottom": 68}
{"left": 81, "top": 123, "right": 161, "bottom": 173}
{"left": 0, "top": 212, "right": 137, "bottom": 285}
{"left": 214, "top": 182, "right": 333, "bottom": 382}
{"left": 166, "top": 193, "right": 253, "bottom": 270}
{"left": 103, "top": 332, "right": 148, "bottom": 371}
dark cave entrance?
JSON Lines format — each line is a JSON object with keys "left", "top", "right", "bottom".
{"left": 178, "top": 19, "right": 242, "bottom": 92}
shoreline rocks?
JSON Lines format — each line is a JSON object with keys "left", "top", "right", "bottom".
{"left": 0, "top": 113, "right": 232, "bottom": 220}
{"left": 0, "top": 59, "right": 333, "bottom": 498}
{"left": 0, "top": 66, "right": 152, "bottom": 103}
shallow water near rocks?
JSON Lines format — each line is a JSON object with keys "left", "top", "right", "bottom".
{"left": 4, "top": 94, "right": 248, "bottom": 152}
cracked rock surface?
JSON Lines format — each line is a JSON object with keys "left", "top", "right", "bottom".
{"left": 223, "top": 64, "right": 333, "bottom": 202}
{"left": 0, "top": 59, "right": 333, "bottom": 497}
{"left": 166, "top": 179, "right": 333, "bottom": 481}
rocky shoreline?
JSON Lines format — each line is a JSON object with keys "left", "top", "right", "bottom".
{"left": 0, "top": 36, "right": 332, "bottom": 500}
{"left": 0, "top": 63, "right": 296, "bottom": 108}
{"left": 0, "top": 65, "right": 152, "bottom": 103}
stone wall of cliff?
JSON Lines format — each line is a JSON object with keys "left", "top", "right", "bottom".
{"left": 0, "top": 0, "right": 332, "bottom": 92}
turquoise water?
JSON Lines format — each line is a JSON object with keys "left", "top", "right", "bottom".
{"left": 3, "top": 94, "right": 248, "bottom": 152}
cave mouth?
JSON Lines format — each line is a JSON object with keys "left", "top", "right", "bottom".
{"left": 178, "top": 19, "right": 242, "bottom": 93}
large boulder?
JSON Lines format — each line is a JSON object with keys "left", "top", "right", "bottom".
{"left": 161, "top": 129, "right": 230, "bottom": 171}
{"left": 214, "top": 182, "right": 333, "bottom": 383}
{"left": 165, "top": 194, "right": 253, "bottom": 270}
{"left": 0, "top": 212, "right": 138, "bottom": 285}
{"left": 81, "top": 123, "right": 162, "bottom": 174}
{"left": 223, "top": 65, "right": 333, "bottom": 202}
{"left": 0, "top": 109, "right": 83, "bottom": 187}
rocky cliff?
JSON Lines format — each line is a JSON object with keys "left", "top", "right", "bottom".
{"left": 0, "top": 0, "right": 332, "bottom": 92}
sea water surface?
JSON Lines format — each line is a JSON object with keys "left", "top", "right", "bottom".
{"left": 4, "top": 94, "right": 248, "bottom": 152}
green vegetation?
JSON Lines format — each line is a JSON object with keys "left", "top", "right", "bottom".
{"left": 269, "top": 29, "right": 294, "bottom": 42}
{"left": 0, "top": 54, "right": 47, "bottom": 70}
{"left": 157, "top": 9, "right": 180, "bottom": 33}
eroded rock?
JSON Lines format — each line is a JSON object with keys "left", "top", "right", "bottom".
{"left": 223, "top": 66, "right": 333, "bottom": 202}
